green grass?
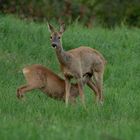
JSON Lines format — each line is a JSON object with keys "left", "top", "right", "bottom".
{"left": 0, "top": 15, "right": 140, "bottom": 140}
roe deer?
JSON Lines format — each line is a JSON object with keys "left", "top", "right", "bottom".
{"left": 17, "top": 64, "right": 92, "bottom": 102}
{"left": 48, "top": 23, "right": 106, "bottom": 107}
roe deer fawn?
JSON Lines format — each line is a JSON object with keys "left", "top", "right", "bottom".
{"left": 48, "top": 23, "right": 106, "bottom": 107}
{"left": 17, "top": 64, "right": 92, "bottom": 102}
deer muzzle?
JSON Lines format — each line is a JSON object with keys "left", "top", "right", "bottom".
{"left": 52, "top": 43, "right": 57, "bottom": 48}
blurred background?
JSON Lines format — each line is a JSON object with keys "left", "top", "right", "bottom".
{"left": 0, "top": 0, "right": 139, "bottom": 28}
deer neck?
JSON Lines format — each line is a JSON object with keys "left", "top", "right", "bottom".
{"left": 55, "top": 45, "right": 71, "bottom": 66}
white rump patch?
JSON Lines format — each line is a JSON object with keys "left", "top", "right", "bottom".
{"left": 23, "top": 68, "right": 30, "bottom": 74}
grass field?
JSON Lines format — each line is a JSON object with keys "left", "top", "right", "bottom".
{"left": 0, "top": 15, "right": 140, "bottom": 140}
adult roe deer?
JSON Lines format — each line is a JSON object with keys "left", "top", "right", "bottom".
{"left": 17, "top": 64, "right": 93, "bottom": 102}
{"left": 48, "top": 23, "right": 106, "bottom": 107}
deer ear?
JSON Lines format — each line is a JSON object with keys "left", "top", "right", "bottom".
{"left": 47, "top": 23, "right": 55, "bottom": 33}
{"left": 60, "top": 23, "right": 65, "bottom": 34}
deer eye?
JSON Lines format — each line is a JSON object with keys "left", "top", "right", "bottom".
{"left": 50, "top": 36, "right": 52, "bottom": 39}
{"left": 58, "top": 37, "right": 60, "bottom": 39}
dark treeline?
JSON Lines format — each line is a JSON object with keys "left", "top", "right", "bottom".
{"left": 0, "top": 0, "right": 139, "bottom": 28}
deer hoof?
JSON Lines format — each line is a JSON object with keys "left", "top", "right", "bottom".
{"left": 16, "top": 89, "right": 23, "bottom": 99}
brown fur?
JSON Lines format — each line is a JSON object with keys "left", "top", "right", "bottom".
{"left": 48, "top": 23, "right": 106, "bottom": 107}
{"left": 17, "top": 64, "right": 91, "bottom": 102}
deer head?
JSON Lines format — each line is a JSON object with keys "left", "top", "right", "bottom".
{"left": 47, "top": 23, "right": 65, "bottom": 49}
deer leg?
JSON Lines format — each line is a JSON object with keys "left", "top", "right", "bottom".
{"left": 17, "top": 84, "right": 28, "bottom": 99}
{"left": 82, "top": 73, "right": 98, "bottom": 97}
{"left": 94, "top": 72, "right": 104, "bottom": 104}
{"left": 65, "top": 77, "right": 71, "bottom": 107}
{"left": 78, "top": 78, "right": 86, "bottom": 108}
{"left": 87, "top": 79, "right": 99, "bottom": 103}
{"left": 17, "top": 84, "right": 39, "bottom": 99}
